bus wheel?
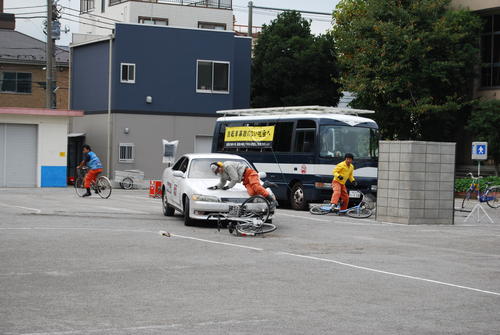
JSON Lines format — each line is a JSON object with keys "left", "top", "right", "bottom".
{"left": 290, "top": 182, "right": 307, "bottom": 210}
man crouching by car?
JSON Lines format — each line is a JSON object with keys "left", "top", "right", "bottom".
{"left": 208, "top": 161, "right": 276, "bottom": 209}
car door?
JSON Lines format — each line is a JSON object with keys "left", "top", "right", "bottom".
{"left": 172, "top": 157, "right": 189, "bottom": 207}
{"left": 168, "top": 157, "right": 186, "bottom": 207}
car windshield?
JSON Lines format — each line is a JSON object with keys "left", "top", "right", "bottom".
{"left": 320, "top": 125, "right": 379, "bottom": 159}
{"left": 188, "top": 158, "right": 250, "bottom": 179}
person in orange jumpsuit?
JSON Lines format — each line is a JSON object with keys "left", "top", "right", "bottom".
{"left": 330, "top": 153, "right": 357, "bottom": 211}
{"left": 208, "top": 161, "right": 276, "bottom": 207}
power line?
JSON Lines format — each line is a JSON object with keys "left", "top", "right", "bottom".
{"left": 59, "top": 16, "right": 114, "bottom": 30}
{"left": 61, "top": 6, "right": 122, "bottom": 23}
{"left": 61, "top": 12, "right": 115, "bottom": 27}
{"left": 5, "top": 5, "right": 46, "bottom": 10}
{"left": 8, "top": 11, "right": 47, "bottom": 15}
{"left": 16, "top": 16, "right": 48, "bottom": 19}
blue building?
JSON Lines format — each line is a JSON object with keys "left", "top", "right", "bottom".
{"left": 70, "top": 23, "right": 251, "bottom": 178}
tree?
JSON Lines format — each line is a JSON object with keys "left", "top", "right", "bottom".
{"left": 332, "top": 0, "right": 482, "bottom": 141}
{"left": 252, "top": 11, "right": 341, "bottom": 107}
{"left": 467, "top": 100, "right": 500, "bottom": 175}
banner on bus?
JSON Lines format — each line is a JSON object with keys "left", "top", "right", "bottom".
{"left": 224, "top": 126, "right": 275, "bottom": 148}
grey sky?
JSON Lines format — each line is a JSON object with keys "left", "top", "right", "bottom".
{"left": 4, "top": 0, "right": 339, "bottom": 46}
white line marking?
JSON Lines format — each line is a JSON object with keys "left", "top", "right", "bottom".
{"left": 278, "top": 212, "right": 329, "bottom": 222}
{"left": 170, "top": 233, "right": 264, "bottom": 251}
{"left": 96, "top": 206, "right": 148, "bottom": 214}
{"left": 0, "top": 227, "right": 263, "bottom": 251}
{"left": 0, "top": 202, "right": 41, "bottom": 214}
{"left": 278, "top": 252, "right": 500, "bottom": 297}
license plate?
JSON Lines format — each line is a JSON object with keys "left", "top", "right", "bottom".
{"left": 349, "top": 191, "right": 361, "bottom": 198}
{"left": 228, "top": 205, "right": 240, "bottom": 216}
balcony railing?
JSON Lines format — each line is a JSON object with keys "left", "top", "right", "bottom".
{"left": 109, "top": 0, "right": 232, "bottom": 10}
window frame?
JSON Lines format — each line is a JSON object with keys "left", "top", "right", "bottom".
{"left": 138, "top": 16, "right": 169, "bottom": 26}
{"left": 80, "top": 0, "right": 95, "bottom": 13}
{"left": 0, "top": 71, "right": 32, "bottom": 94}
{"left": 120, "top": 63, "right": 136, "bottom": 84}
{"left": 196, "top": 60, "right": 230, "bottom": 94}
{"left": 118, "top": 143, "right": 135, "bottom": 163}
{"left": 198, "top": 21, "right": 227, "bottom": 30}
{"left": 480, "top": 14, "right": 500, "bottom": 89}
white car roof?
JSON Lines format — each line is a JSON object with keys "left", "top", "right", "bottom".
{"left": 181, "top": 153, "right": 246, "bottom": 160}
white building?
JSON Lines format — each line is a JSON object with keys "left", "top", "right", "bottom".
{"left": 0, "top": 107, "right": 83, "bottom": 187}
{"left": 77, "top": 0, "right": 234, "bottom": 37}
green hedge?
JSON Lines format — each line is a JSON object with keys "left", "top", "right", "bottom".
{"left": 455, "top": 176, "right": 500, "bottom": 192}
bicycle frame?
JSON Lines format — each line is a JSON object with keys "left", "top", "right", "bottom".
{"left": 465, "top": 173, "right": 496, "bottom": 203}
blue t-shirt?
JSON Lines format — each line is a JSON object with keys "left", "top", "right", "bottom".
{"left": 85, "top": 151, "right": 103, "bottom": 170}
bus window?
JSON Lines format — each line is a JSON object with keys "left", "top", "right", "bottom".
{"left": 272, "top": 122, "right": 294, "bottom": 152}
{"left": 295, "top": 120, "right": 316, "bottom": 152}
{"left": 320, "top": 125, "right": 378, "bottom": 159}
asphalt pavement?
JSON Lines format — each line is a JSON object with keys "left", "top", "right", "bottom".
{"left": 0, "top": 188, "right": 499, "bottom": 334}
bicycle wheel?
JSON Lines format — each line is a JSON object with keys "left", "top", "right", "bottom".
{"left": 235, "top": 221, "right": 277, "bottom": 236}
{"left": 346, "top": 206, "right": 373, "bottom": 219}
{"left": 240, "top": 195, "right": 271, "bottom": 223}
{"left": 120, "top": 177, "right": 134, "bottom": 190}
{"left": 309, "top": 204, "right": 330, "bottom": 215}
{"left": 485, "top": 186, "right": 500, "bottom": 209}
{"left": 96, "top": 176, "right": 112, "bottom": 199}
{"left": 74, "top": 177, "right": 87, "bottom": 197}
{"left": 461, "top": 190, "right": 473, "bottom": 209}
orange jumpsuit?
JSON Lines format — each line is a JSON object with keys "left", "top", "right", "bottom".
{"left": 84, "top": 168, "right": 103, "bottom": 188}
{"left": 242, "top": 168, "right": 269, "bottom": 198}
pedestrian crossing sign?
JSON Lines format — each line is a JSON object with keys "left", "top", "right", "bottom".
{"left": 472, "top": 142, "right": 487, "bottom": 160}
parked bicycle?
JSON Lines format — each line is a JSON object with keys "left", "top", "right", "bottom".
{"left": 207, "top": 195, "right": 276, "bottom": 237}
{"left": 461, "top": 172, "right": 499, "bottom": 209}
{"left": 74, "top": 167, "right": 113, "bottom": 199}
{"left": 309, "top": 191, "right": 373, "bottom": 218}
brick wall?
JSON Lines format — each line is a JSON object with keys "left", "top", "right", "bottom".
{"left": 376, "top": 141, "right": 456, "bottom": 225}
{"left": 0, "top": 63, "right": 69, "bottom": 109}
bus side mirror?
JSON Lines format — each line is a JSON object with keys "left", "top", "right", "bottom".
{"left": 258, "top": 172, "right": 267, "bottom": 179}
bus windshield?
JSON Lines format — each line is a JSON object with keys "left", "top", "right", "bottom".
{"left": 319, "top": 126, "right": 378, "bottom": 159}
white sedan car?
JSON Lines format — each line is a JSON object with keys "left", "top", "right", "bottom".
{"left": 161, "top": 153, "right": 275, "bottom": 226}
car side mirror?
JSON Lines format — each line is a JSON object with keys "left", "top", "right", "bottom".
{"left": 258, "top": 172, "right": 267, "bottom": 179}
{"left": 172, "top": 171, "right": 185, "bottom": 178}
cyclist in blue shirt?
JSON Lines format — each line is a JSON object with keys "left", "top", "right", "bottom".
{"left": 77, "top": 144, "right": 103, "bottom": 197}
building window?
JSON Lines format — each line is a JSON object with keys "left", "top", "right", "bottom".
{"left": 481, "top": 14, "right": 500, "bottom": 88}
{"left": 198, "top": 21, "right": 227, "bottom": 30}
{"left": 119, "top": 143, "right": 134, "bottom": 162}
{"left": 138, "top": 16, "right": 168, "bottom": 26}
{"left": 196, "top": 60, "right": 229, "bottom": 93}
{"left": 0, "top": 72, "right": 32, "bottom": 94}
{"left": 120, "top": 63, "right": 135, "bottom": 84}
{"left": 80, "top": 0, "right": 95, "bottom": 12}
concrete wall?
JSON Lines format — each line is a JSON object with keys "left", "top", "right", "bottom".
{"left": 376, "top": 141, "right": 456, "bottom": 225}
{"left": 112, "top": 113, "right": 217, "bottom": 179}
{"left": 80, "top": 0, "right": 233, "bottom": 36}
{"left": 0, "top": 114, "right": 70, "bottom": 187}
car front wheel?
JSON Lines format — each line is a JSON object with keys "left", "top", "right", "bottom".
{"left": 183, "top": 196, "right": 195, "bottom": 226}
{"left": 162, "top": 190, "right": 175, "bottom": 216}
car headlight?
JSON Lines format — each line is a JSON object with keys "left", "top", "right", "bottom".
{"left": 191, "top": 194, "right": 220, "bottom": 202}
{"left": 371, "top": 185, "right": 377, "bottom": 191}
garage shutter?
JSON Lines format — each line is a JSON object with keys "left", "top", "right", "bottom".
{"left": 0, "top": 123, "right": 37, "bottom": 187}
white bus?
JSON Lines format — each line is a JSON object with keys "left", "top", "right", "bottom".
{"left": 211, "top": 106, "right": 379, "bottom": 210}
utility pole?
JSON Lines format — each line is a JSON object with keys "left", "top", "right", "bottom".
{"left": 46, "top": 0, "right": 53, "bottom": 108}
{"left": 248, "top": 1, "right": 253, "bottom": 37}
